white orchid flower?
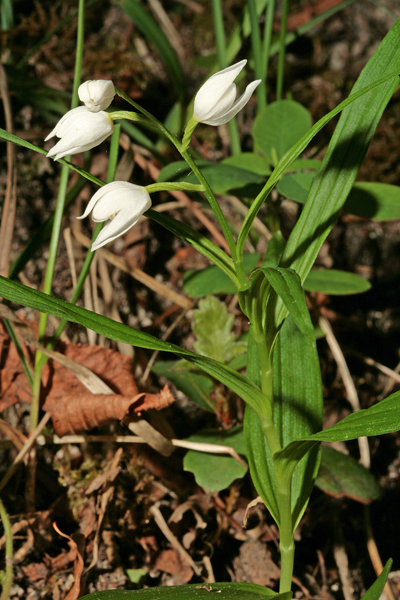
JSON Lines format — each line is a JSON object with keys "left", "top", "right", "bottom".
{"left": 78, "top": 181, "right": 152, "bottom": 251}
{"left": 193, "top": 60, "right": 261, "bottom": 126}
{"left": 45, "top": 106, "right": 114, "bottom": 160}
{"left": 78, "top": 80, "right": 116, "bottom": 112}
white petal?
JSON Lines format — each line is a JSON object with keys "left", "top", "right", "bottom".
{"left": 196, "top": 83, "right": 237, "bottom": 123}
{"left": 202, "top": 79, "right": 261, "bottom": 126}
{"left": 45, "top": 107, "right": 89, "bottom": 141}
{"left": 78, "top": 80, "right": 115, "bottom": 112}
{"left": 91, "top": 194, "right": 151, "bottom": 251}
{"left": 193, "top": 60, "right": 246, "bottom": 122}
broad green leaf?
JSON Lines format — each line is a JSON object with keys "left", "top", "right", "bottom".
{"left": 0, "top": 276, "right": 270, "bottom": 418}
{"left": 237, "top": 68, "right": 400, "bottom": 260}
{"left": 259, "top": 268, "right": 315, "bottom": 343}
{"left": 183, "top": 427, "right": 247, "bottom": 492}
{"left": 183, "top": 253, "right": 260, "bottom": 298}
{"left": 222, "top": 153, "right": 271, "bottom": 175}
{"left": 276, "top": 19, "right": 400, "bottom": 328}
{"left": 192, "top": 296, "right": 246, "bottom": 363}
{"left": 151, "top": 360, "right": 215, "bottom": 412}
{"left": 117, "top": 0, "right": 184, "bottom": 100}
{"left": 277, "top": 171, "right": 315, "bottom": 204}
{"left": 272, "top": 315, "right": 323, "bottom": 529}
{"left": 304, "top": 269, "right": 371, "bottom": 295}
{"left": 80, "top": 583, "right": 291, "bottom": 599}
{"left": 316, "top": 446, "right": 381, "bottom": 503}
{"left": 360, "top": 560, "right": 392, "bottom": 600}
{"left": 244, "top": 328, "right": 280, "bottom": 525}
{"left": 346, "top": 182, "right": 400, "bottom": 220}
{"left": 275, "top": 390, "right": 400, "bottom": 483}
{"left": 278, "top": 175, "right": 400, "bottom": 222}
{"left": 157, "top": 160, "right": 265, "bottom": 195}
{"left": 253, "top": 100, "right": 312, "bottom": 166}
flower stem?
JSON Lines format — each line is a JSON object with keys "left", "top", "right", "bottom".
{"left": 0, "top": 498, "right": 13, "bottom": 600}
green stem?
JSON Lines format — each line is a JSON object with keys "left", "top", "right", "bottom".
{"left": 276, "top": 0, "right": 289, "bottom": 101}
{"left": 0, "top": 498, "right": 13, "bottom": 600}
{"left": 181, "top": 150, "right": 245, "bottom": 284}
{"left": 211, "top": 0, "right": 241, "bottom": 154}
{"left": 145, "top": 182, "right": 203, "bottom": 194}
{"left": 277, "top": 476, "right": 295, "bottom": 593}
{"left": 247, "top": 0, "right": 267, "bottom": 111}
{"left": 262, "top": 0, "right": 275, "bottom": 105}
{"left": 30, "top": 0, "right": 85, "bottom": 431}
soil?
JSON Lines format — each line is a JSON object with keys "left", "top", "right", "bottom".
{"left": 1, "top": 1, "right": 400, "bottom": 599}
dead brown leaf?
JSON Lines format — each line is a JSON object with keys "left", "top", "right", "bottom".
{"left": 153, "top": 548, "right": 194, "bottom": 585}
{"left": 21, "top": 562, "right": 49, "bottom": 582}
{"left": 53, "top": 523, "right": 84, "bottom": 600}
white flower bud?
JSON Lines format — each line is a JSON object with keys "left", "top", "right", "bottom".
{"left": 78, "top": 181, "right": 152, "bottom": 251}
{"left": 45, "top": 106, "right": 114, "bottom": 161}
{"left": 78, "top": 80, "right": 116, "bottom": 112}
{"left": 193, "top": 60, "right": 261, "bottom": 126}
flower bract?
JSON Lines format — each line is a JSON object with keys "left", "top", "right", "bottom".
{"left": 45, "top": 106, "right": 114, "bottom": 160}
{"left": 78, "top": 181, "right": 152, "bottom": 251}
{"left": 78, "top": 80, "right": 116, "bottom": 112}
{"left": 193, "top": 60, "right": 261, "bottom": 126}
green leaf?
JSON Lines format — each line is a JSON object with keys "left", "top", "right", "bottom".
{"left": 183, "top": 427, "right": 247, "bottom": 492}
{"left": 192, "top": 296, "right": 247, "bottom": 363}
{"left": 360, "top": 560, "right": 392, "bottom": 600}
{"left": 253, "top": 100, "right": 312, "bottom": 166}
{"left": 304, "top": 269, "right": 371, "bottom": 295}
{"left": 245, "top": 314, "right": 323, "bottom": 529}
{"left": 80, "top": 583, "right": 291, "bottom": 599}
{"left": 151, "top": 360, "right": 215, "bottom": 412}
{"left": 157, "top": 160, "right": 266, "bottom": 195}
{"left": 117, "top": 0, "right": 184, "bottom": 100}
{"left": 183, "top": 253, "right": 260, "bottom": 298}
{"left": 126, "top": 568, "right": 148, "bottom": 584}
{"left": 244, "top": 328, "right": 280, "bottom": 525}
{"left": 272, "top": 315, "right": 323, "bottom": 529}
{"left": 261, "top": 232, "right": 286, "bottom": 269}
{"left": 275, "top": 390, "right": 400, "bottom": 483}
{"left": 316, "top": 446, "right": 381, "bottom": 503}
{"left": 346, "top": 182, "right": 400, "bottom": 220}
{"left": 0, "top": 276, "right": 270, "bottom": 418}
{"left": 258, "top": 268, "right": 315, "bottom": 343}
{"left": 278, "top": 176, "right": 400, "bottom": 222}
{"left": 276, "top": 19, "right": 400, "bottom": 328}
{"left": 222, "top": 153, "right": 271, "bottom": 175}
{"left": 277, "top": 171, "right": 315, "bottom": 204}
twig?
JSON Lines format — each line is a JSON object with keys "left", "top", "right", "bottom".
{"left": 318, "top": 315, "right": 370, "bottom": 469}
{"left": 149, "top": 503, "right": 202, "bottom": 575}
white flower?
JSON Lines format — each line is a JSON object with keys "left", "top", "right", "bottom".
{"left": 45, "top": 106, "right": 114, "bottom": 160}
{"left": 78, "top": 80, "right": 116, "bottom": 112}
{"left": 78, "top": 181, "right": 152, "bottom": 251}
{"left": 193, "top": 60, "right": 261, "bottom": 126}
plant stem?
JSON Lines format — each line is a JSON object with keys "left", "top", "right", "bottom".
{"left": 262, "top": 0, "right": 275, "bottom": 105}
{"left": 247, "top": 0, "right": 266, "bottom": 111}
{"left": 276, "top": 0, "right": 289, "bottom": 101}
{"left": 30, "top": 0, "right": 85, "bottom": 432}
{"left": 277, "top": 476, "right": 295, "bottom": 593}
{"left": 0, "top": 498, "right": 13, "bottom": 600}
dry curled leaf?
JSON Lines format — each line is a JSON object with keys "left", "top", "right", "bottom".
{"left": 43, "top": 386, "right": 175, "bottom": 436}
{"left": 53, "top": 523, "right": 84, "bottom": 600}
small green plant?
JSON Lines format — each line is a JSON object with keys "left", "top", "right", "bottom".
{"left": 1, "top": 1, "right": 400, "bottom": 599}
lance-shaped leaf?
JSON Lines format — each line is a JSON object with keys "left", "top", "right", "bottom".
{"left": 360, "top": 560, "right": 392, "bottom": 600}
{"left": 256, "top": 267, "right": 315, "bottom": 343}
{"left": 0, "top": 276, "right": 269, "bottom": 419}
{"left": 274, "top": 17, "right": 400, "bottom": 328}
{"left": 80, "top": 583, "right": 293, "bottom": 599}
{"left": 274, "top": 390, "right": 400, "bottom": 486}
